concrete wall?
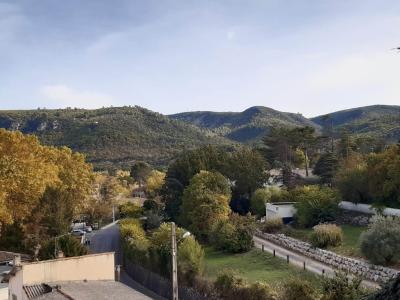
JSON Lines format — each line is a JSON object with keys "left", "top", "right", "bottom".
{"left": 0, "top": 284, "right": 8, "bottom": 300}
{"left": 8, "top": 253, "right": 115, "bottom": 300}
{"left": 266, "top": 203, "right": 296, "bottom": 220}
{"left": 339, "top": 201, "right": 400, "bottom": 217}
{"left": 22, "top": 252, "right": 115, "bottom": 284}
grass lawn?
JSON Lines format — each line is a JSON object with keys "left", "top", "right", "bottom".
{"left": 204, "top": 247, "right": 321, "bottom": 288}
{"left": 285, "top": 224, "right": 366, "bottom": 257}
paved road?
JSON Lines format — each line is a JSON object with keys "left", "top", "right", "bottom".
{"left": 253, "top": 235, "right": 380, "bottom": 289}
{"left": 89, "top": 222, "right": 165, "bottom": 300}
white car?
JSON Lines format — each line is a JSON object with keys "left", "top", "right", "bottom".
{"left": 71, "top": 229, "right": 86, "bottom": 236}
{"left": 84, "top": 226, "right": 93, "bottom": 233}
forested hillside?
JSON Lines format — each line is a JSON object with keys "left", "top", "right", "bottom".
{"left": 170, "top": 106, "right": 318, "bottom": 143}
{"left": 312, "top": 105, "right": 400, "bottom": 142}
{"left": 0, "top": 106, "right": 231, "bottom": 168}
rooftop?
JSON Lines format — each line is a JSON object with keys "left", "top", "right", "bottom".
{"left": 26, "top": 281, "right": 152, "bottom": 300}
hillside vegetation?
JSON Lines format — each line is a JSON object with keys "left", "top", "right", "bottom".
{"left": 170, "top": 106, "right": 318, "bottom": 143}
{"left": 312, "top": 105, "right": 400, "bottom": 142}
{"left": 0, "top": 106, "right": 231, "bottom": 169}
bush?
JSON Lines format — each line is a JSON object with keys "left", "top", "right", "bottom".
{"left": 293, "top": 186, "right": 340, "bottom": 227}
{"left": 310, "top": 224, "right": 343, "bottom": 248}
{"left": 119, "top": 202, "right": 143, "bottom": 218}
{"left": 262, "top": 217, "right": 283, "bottom": 233}
{"left": 360, "top": 215, "right": 400, "bottom": 265}
{"left": 210, "top": 213, "right": 256, "bottom": 253}
{"left": 39, "top": 235, "right": 88, "bottom": 260}
{"left": 214, "top": 269, "right": 277, "bottom": 300}
{"left": 178, "top": 236, "right": 205, "bottom": 285}
{"left": 119, "top": 218, "right": 150, "bottom": 265}
{"left": 321, "top": 272, "right": 365, "bottom": 300}
{"left": 250, "top": 187, "right": 288, "bottom": 217}
{"left": 280, "top": 277, "right": 319, "bottom": 300}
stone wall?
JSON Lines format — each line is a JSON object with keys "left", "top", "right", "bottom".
{"left": 255, "top": 230, "right": 399, "bottom": 283}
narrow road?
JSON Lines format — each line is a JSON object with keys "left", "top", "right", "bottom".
{"left": 89, "top": 222, "right": 165, "bottom": 300}
{"left": 253, "top": 235, "right": 380, "bottom": 289}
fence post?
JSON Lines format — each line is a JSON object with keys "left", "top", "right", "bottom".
{"left": 303, "top": 261, "right": 306, "bottom": 270}
{"left": 273, "top": 249, "right": 275, "bottom": 257}
{"left": 322, "top": 269, "right": 325, "bottom": 275}
{"left": 286, "top": 255, "right": 289, "bottom": 264}
{"left": 262, "top": 245, "right": 264, "bottom": 252}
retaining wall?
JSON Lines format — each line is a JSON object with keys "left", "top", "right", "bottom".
{"left": 255, "top": 230, "right": 399, "bottom": 283}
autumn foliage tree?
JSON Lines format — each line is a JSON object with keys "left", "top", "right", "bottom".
{"left": 180, "top": 171, "right": 231, "bottom": 240}
{"left": 0, "top": 129, "right": 94, "bottom": 251}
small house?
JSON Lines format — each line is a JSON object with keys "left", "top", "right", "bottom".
{"left": 265, "top": 202, "right": 297, "bottom": 224}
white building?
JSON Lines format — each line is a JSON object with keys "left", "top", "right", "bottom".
{"left": 265, "top": 202, "right": 297, "bottom": 224}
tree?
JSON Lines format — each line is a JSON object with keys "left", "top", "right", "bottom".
{"left": 290, "top": 126, "right": 317, "bottom": 177}
{"left": 180, "top": 171, "right": 231, "bottom": 240}
{"left": 335, "top": 154, "right": 370, "bottom": 204}
{"left": 262, "top": 127, "right": 294, "bottom": 167}
{"left": 39, "top": 235, "right": 88, "bottom": 260}
{"left": 366, "top": 145, "right": 400, "bottom": 206}
{"left": 360, "top": 215, "right": 400, "bottom": 265}
{"left": 321, "top": 272, "right": 365, "bottom": 300}
{"left": 0, "top": 129, "right": 58, "bottom": 225}
{"left": 161, "top": 145, "right": 230, "bottom": 221}
{"left": 210, "top": 213, "right": 256, "bottom": 253}
{"left": 250, "top": 187, "right": 286, "bottom": 217}
{"left": 293, "top": 186, "right": 340, "bottom": 227}
{"left": 130, "top": 161, "right": 151, "bottom": 187}
{"left": 177, "top": 235, "right": 204, "bottom": 285}
{"left": 313, "top": 152, "right": 339, "bottom": 185}
{"left": 229, "top": 148, "right": 269, "bottom": 199}
{"left": 146, "top": 170, "right": 166, "bottom": 198}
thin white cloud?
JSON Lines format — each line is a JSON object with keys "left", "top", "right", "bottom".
{"left": 40, "top": 84, "right": 115, "bottom": 109}
{"left": 226, "top": 30, "right": 236, "bottom": 41}
{"left": 86, "top": 32, "right": 126, "bottom": 55}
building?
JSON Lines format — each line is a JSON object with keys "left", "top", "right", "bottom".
{"left": 265, "top": 202, "right": 297, "bottom": 224}
{"left": 6, "top": 252, "right": 151, "bottom": 300}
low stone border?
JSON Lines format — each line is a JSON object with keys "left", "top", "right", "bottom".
{"left": 255, "top": 230, "right": 399, "bottom": 283}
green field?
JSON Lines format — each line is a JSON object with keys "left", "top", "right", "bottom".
{"left": 285, "top": 224, "right": 366, "bottom": 257}
{"left": 204, "top": 247, "right": 321, "bottom": 288}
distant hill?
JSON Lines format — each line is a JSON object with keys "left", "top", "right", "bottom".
{"left": 170, "top": 106, "right": 318, "bottom": 143}
{"left": 0, "top": 106, "right": 231, "bottom": 169}
{"left": 311, "top": 105, "right": 400, "bottom": 142}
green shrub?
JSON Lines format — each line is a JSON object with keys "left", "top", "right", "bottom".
{"left": 39, "top": 235, "right": 88, "bottom": 260}
{"left": 262, "top": 217, "right": 283, "bottom": 233}
{"left": 214, "top": 269, "right": 277, "bottom": 300}
{"left": 119, "top": 202, "right": 143, "bottom": 218}
{"left": 250, "top": 187, "right": 288, "bottom": 217}
{"left": 310, "top": 224, "right": 343, "bottom": 248}
{"left": 119, "top": 218, "right": 150, "bottom": 265}
{"left": 321, "top": 272, "right": 365, "bottom": 300}
{"left": 280, "top": 277, "right": 319, "bottom": 300}
{"left": 178, "top": 236, "right": 205, "bottom": 285}
{"left": 293, "top": 186, "right": 340, "bottom": 227}
{"left": 210, "top": 214, "right": 256, "bottom": 253}
{"left": 360, "top": 215, "right": 400, "bottom": 265}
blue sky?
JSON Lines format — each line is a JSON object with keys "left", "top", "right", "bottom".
{"left": 1, "top": 0, "right": 400, "bottom": 117}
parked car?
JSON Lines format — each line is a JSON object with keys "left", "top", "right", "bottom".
{"left": 71, "top": 229, "right": 86, "bottom": 236}
{"left": 84, "top": 226, "right": 92, "bottom": 233}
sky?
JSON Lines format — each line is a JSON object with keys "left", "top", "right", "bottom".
{"left": 1, "top": 0, "right": 400, "bottom": 117}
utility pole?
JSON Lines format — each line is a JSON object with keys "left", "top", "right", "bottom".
{"left": 171, "top": 222, "right": 178, "bottom": 300}
{"left": 112, "top": 205, "right": 115, "bottom": 222}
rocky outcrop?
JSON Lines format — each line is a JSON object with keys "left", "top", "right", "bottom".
{"left": 255, "top": 230, "right": 399, "bottom": 283}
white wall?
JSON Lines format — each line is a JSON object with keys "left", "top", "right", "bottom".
{"left": 339, "top": 201, "right": 400, "bottom": 217}
{"left": 266, "top": 203, "right": 296, "bottom": 220}
{"left": 0, "top": 284, "right": 8, "bottom": 300}
{"left": 8, "top": 252, "right": 115, "bottom": 300}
